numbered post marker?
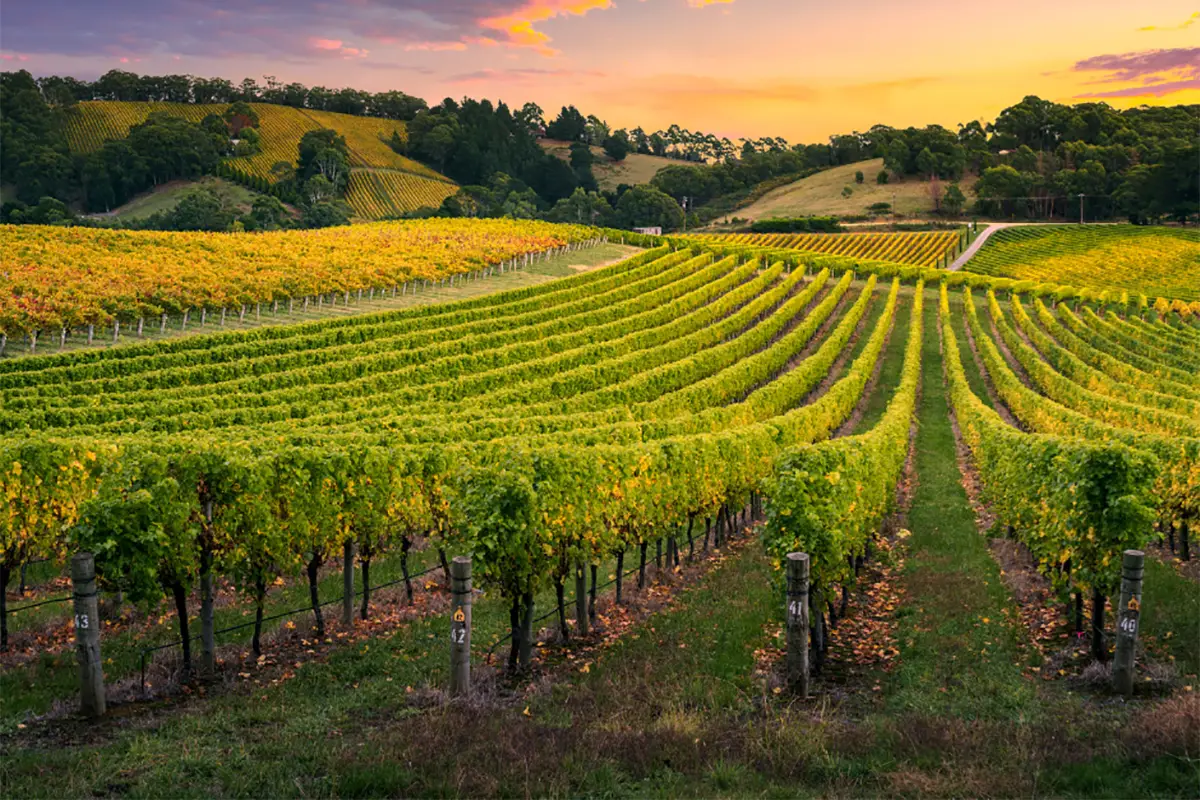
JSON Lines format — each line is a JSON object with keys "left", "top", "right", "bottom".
{"left": 1113, "top": 550, "right": 1144, "bottom": 697}
{"left": 71, "top": 552, "right": 106, "bottom": 717}
{"left": 449, "top": 557, "right": 472, "bottom": 696}
{"left": 785, "top": 552, "right": 811, "bottom": 697}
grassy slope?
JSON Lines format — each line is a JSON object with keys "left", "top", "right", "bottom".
{"left": 540, "top": 140, "right": 678, "bottom": 191}
{"left": 737, "top": 158, "right": 979, "bottom": 220}
{"left": 92, "top": 176, "right": 265, "bottom": 221}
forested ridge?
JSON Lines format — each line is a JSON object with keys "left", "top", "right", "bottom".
{"left": 2, "top": 69, "right": 1196, "bottom": 232}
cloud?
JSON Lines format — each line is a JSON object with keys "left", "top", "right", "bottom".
{"left": 1071, "top": 47, "right": 1200, "bottom": 97}
{"left": 0, "top": 0, "right": 623, "bottom": 61}
{"left": 1072, "top": 47, "right": 1200, "bottom": 82}
{"left": 1076, "top": 78, "right": 1200, "bottom": 98}
{"left": 1138, "top": 11, "right": 1200, "bottom": 31}
{"left": 686, "top": 0, "right": 736, "bottom": 7}
{"left": 477, "top": 0, "right": 614, "bottom": 57}
{"left": 447, "top": 66, "right": 606, "bottom": 85}
{"left": 307, "top": 37, "right": 370, "bottom": 59}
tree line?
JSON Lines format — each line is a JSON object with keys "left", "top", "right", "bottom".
{"left": 2, "top": 67, "right": 1196, "bottom": 230}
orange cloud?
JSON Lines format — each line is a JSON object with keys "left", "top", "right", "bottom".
{"left": 686, "top": 0, "right": 736, "bottom": 7}
{"left": 478, "top": 0, "right": 613, "bottom": 56}
{"left": 310, "top": 37, "right": 344, "bottom": 50}
{"left": 1138, "top": 11, "right": 1199, "bottom": 31}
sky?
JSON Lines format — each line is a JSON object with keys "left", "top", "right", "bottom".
{"left": 2, "top": 1, "right": 1198, "bottom": 142}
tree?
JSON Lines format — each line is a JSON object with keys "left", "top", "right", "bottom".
{"left": 243, "top": 195, "right": 290, "bottom": 231}
{"left": 304, "top": 174, "right": 337, "bottom": 205}
{"left": 233, "top": 127, "right": 261, "bottom": 156}
{"left": 547, "top": 187, "right": 612, "bottom": 225}
{"left": 164, "top": 187, "right": 235, "bottom": 231}
{"left": 124, "top": 113, "right": 224, "bottom": 186}
{"left": 568, "top": 142, "right": 594, "bottom": 171}
{"left": 916, "top": 147, "right": 938, "bottom": 178}
{"left": 876, "top": 170, "right": 889, "bottom": 185}
{"left": 855, "top": 170, "right": 864, "bottom": 184}
{"left": 615, "top": 185, "right": 685, "bottom": 231}
{"left": 974, "top": 165, "right": 1031, "bottom": 217}
{"left": 14, "top": 148, "right": 74, "bottom": 203}
{"left": 603, "top": 134, "right": 630, "bottom": 163}
{"left": 584, "top": 115, "right": 609, "bottom": 146}
{"left": 222, "top": 101, "right": 260, "bottom": 135}
{"left": 942, "top": 183, "right": 966, "bottom": 216}
{"left": 545, "top": 106, "right": 588, "bottom": 141}
{"left": 302, "top": 199, "right": 352, "bottom": 228}
{"left": 200, "top": 114, "right": 229, "bottom": 138}
{"left": 516, "top": 102, "right": 545, "bottom": 135}
{"left": 297, "top": 129, "right": 350, "bottom": 195}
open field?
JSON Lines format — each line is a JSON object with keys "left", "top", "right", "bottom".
{"left": 965, "top": 224, "right": 1200, "bottom": 302}
{"left": 540, "top": 139, "right": 679, "bottom": 190}
{"left": 89, "top": 176, "right": 267, "bottom": 222}
{"left": 735, "top": 157, "right": 979, "bottom": 220}
{"left": 1, "top": 223, "right": 1197, "bottom": 797}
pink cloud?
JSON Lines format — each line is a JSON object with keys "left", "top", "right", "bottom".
{"left": 307, "top": 36, "right": 368, "bottom": 59}
{"left": 1071, "top": 47, "right": 1200, "bottom": 98}
{"left": 0, "top": 53, "right": 31, "bottom": 62}
{"left": 1076, "top": 78, "right": 1200, "bottom": 98}
{"left": 1072, "top": 47, "right": 1199, "bottom": 83}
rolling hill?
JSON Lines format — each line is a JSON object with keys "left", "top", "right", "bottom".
{"left": 63, "top": 101, "right": 458, "bottom": 219}
{"left": 540, "top": 139, "right": 679, "bottom": 191}
{"left": 734, "top": 158, "right": 978, "bottom": 221}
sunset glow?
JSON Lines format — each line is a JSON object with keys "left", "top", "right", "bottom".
{"left": 1, "top": 0, "right": 1197, "bottom": 140}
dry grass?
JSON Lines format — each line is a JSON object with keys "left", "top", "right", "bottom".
{"left": 539, "top": 139, "right": 678, "bottom": 190}
{"left": 737, "top": 158, "right": 979, "bottom": 221}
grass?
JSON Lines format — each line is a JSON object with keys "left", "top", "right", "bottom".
{"left": 0, "top": 243, "right": 639, "bottom": 361}
{"left": 841, "top": 284, "right": 913, "bottom": 433}
{"left": 736, "top": 158, "right": 979, "bottom": 221}
{"left": 540, "top": 140, "right": 678, "bottom": 191}
{"left": 0, "top": 544, "right": 445, "bottom": 728}
{"left": 0, "top": 532, "right": 771, "bottom": 797}
{"left": 887, "top": 291, "right": 1035, "bottom": 719}
{"left": 94, "top": 176, "right": 266, "bottom": 222}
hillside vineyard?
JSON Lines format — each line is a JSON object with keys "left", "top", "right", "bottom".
{"left": 2, "top": 243, "right": 913, "bottom": 651}
{"left": 3, "top": 235, "right": 1196, "bottom": 667}
{"left": 63, "top": 101, "right": 457, "bottom": 218}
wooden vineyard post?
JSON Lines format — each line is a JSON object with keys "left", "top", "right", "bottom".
{"left": 1112, "top": 550, "right": 1145, "bottom": 697}
{"left": 575, "top": 562, "right": 588, "bottom": 637}
{"left": 449, "top": 557, "right": 472, "bottom": 697}
{"left": 342, "top": 540, "right": 355, "bottom": 627}
{"left": 71, "top": 553, "right": 106, "bottom": 717}
{"left": 786, "top": 552, "right": 810, "bottom": 698}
